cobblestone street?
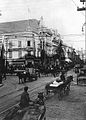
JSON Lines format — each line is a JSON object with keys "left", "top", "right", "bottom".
{"left": 45, "top": 85, "right": 86, "bottom": 120}
{"left": 0, "top": 70, "right": 86, "bottom": 120}
{"left": 45, "top": 70, "right": 86, "bottom": 120}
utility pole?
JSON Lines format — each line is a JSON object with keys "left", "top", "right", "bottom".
{"left": 77, "top": 0, "right": 86, "bottom": 62}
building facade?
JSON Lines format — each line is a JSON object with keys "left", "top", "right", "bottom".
{"left": 0, "top": 18, "right": 55, "bottom": 67}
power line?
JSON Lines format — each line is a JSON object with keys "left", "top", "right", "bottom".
{"left": 61, "top": 34, "right": 84, "bottom": 37}
{"left": 70, "top": 0, "right": 85, "bottom": 16}
{"left": 63, "top": 39, "right": 85, "bottom": 42}
{"left": 71, "top": 0, "right": 78, "bottom": 7}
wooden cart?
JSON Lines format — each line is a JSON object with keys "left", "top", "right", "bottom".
{"left": 3, "top": 104, "right": 46, "bottom": 120}
{"left": 45, "top": 76, "right": 73, "bottom": 100}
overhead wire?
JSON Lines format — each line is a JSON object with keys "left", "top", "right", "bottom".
{"left": 61, "top": 34, "right": 84, "bottom": 37}
{"left": 70, "top": 0, "right": 85, "bottom": 16}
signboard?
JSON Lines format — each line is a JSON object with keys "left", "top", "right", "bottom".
{"left": 77, "top": 7, "right": 86, "bottom": 11}
{"left": 80, "top": 0, "right": 85, "bottom": 2}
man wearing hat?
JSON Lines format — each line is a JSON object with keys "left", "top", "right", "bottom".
{"left": 19, "top": 86, "right": 32, "bottom": 108}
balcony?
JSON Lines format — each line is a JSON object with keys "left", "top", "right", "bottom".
{"left": 8, "top": 46, "right": 34, "bottom": 52}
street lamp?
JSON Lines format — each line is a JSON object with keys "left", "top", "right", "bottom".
{"left": 78, "top": 1, "right": 86, "bottom": 62}
{"left": 82, "top": 22, "right": 86, "bottom": 62}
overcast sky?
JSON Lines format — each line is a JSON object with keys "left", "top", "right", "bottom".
{"left": 0, "top": 0, "right": 85, "bottom": 50}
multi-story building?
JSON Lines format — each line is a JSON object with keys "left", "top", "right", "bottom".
{"left": 0, "top": 19, "right": 40, "bottom": 66}
{"left": 0, "top": 18, "right": 54, "bottom": 67}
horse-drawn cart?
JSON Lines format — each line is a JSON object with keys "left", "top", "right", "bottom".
{"left": 3, "top": 92, "right": 46, "bottom": 120}
{"left": 3, "top": 104, "right": 46, "bottom": 120}
{"left": 45, "top": 76, "right": 73, "bottom": 100}
{"left": 77, "top": 67, "right": 86, "bottom": 85}
{"left": 14, "top": 70, "right": 37, "bottom": 84}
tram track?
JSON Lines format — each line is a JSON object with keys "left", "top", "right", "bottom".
{"left": 0, "top": 86, "right": 45, "bottom": 120}
{"left": 0, "top": 85, "right": 45, "bottom": 114}
{"left": 0, "top": 73, "right": 74, "bottom": 120}
{"left": 0, "top": 75, "right": 52, "bottom": 99}
{"left": 0, "top": 77, "right": 54, "bottom": 119}
{"left": 0, "top": 83, "right": 44, "bottom": 111}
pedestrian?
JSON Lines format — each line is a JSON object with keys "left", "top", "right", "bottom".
{"left": 19, "top": 86, "right": 32, "bottom": 109}
{"left": 3, "top": 66, "right": 6, "bottom": 80}
{"left": 60, "top": 72, "right": 65, "bottom": 82}
{"left": 0, "top": 72, "right": 2, "bottom": 84}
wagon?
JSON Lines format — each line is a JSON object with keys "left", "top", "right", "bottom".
{"left": 3, "top": 102, "right": 46, "bottom": 120}
{"left": 45, "top": 76, "right": 73, "bottom": 100}
{"left": 15, "top": 70, "right": 38, "bottom": 84}
{"left": 77, "top": 67, "right": 86, "bottom": 85}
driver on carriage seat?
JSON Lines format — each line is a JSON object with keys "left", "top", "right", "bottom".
{"left": 19, "top": 86, "right": 33, "bottom": 109}
{"left": 60, "top": 72, "right": 65, "bottom": 82}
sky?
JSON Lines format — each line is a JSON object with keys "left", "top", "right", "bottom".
{"left": 0, "top": 0, "right": 85, "bottom": 50}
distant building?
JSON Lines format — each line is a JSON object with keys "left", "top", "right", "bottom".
{"left": 0, "top": 18, "right": 54, "bottom": 66}
{"left": 0, "top": 19, "right": 40, "bottom": 65}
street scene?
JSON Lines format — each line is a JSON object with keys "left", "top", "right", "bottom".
{"left": 0, "top": 0, "right": 86, "bottom": 120}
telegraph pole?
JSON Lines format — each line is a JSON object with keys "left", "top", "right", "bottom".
{"left": 77, "top": 0, "right": 86, "bottom": 62}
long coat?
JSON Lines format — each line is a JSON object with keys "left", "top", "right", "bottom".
{"left": 19, "top": 91, "right": 30, "bottom": 108}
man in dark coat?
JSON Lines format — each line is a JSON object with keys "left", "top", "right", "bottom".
{"left": 19, "top": 86, "right": 32, "bottom": 108}
{"left": 0, "top": 72, "right": 2, "bottom": 84}
{"left": 60, "top": 72, "right": 65, "bottom": 82}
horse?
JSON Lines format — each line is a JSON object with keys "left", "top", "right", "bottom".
{"left": 17, "top": 72, "right": 30, "bottom": 84}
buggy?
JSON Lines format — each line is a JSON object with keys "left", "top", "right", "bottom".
{"left": 45, "top": 75, "right": 73, "bottom": 100}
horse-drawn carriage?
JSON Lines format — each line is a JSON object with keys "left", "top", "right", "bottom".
{"left": 77, "top": 67, "right": 86, "bottom": 85}
{"left": 14, "top": 69, "right": 38, "bottom": 84}
{"left": 45, "top": 75, "right": 73, "bottom": 100}
{"left": 3, "top": 92, "right": 46, "bottom": 120}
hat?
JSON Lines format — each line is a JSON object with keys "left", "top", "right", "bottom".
{"left": 24, "top": 86, "right": 28, "bottom": 91}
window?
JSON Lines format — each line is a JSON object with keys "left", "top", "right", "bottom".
{"left": 27, "top": 41, "right": 30, "bottom": 46}
{"left": 18, "top": 41, "right": 21, "bottom": 47}
{"left": 9, "top": 52, "right": 12, "bottom": 58}
{"left": 9, "top": 42, "right": 12, "bottom": 49}
{"left": 18, "top": 51, "right": 22, "bottom": 58}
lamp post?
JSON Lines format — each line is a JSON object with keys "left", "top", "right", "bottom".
{"left": 77, "top": 0, "right": 86, "bottom": 62}
{"left": 85, "top": 1, "right": 86, "bottom": 62}
{"left": 82, "top": 22, "right": 86, "bottom": 62}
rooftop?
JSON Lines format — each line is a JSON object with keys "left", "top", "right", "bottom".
{"left": 0, "top": 19, "right": 40, "bottom": 34}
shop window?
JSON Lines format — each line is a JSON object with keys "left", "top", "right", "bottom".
{"left": 9, "top": 42, "right": 12, "bottom": 49}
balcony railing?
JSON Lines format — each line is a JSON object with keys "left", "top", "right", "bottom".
{"left": 8, "top": 46, "right": 34, "bottom": 52}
